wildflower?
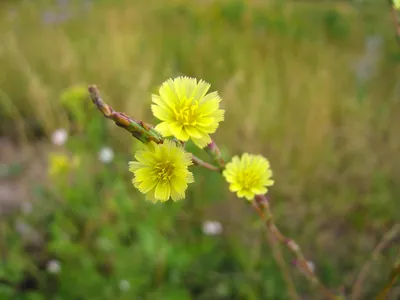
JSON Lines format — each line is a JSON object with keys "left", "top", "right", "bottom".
{"left": 119, "top": 280, "right": 131, "bottom": 292}
{"left": 98, "top": 147, "right": 114, "bottom": 164}
{"left": 46, "top": 260, "right": 61, "bottom": 274}
{"left": 202, "top": 220, "right": 223, "bottom": 236}
{"left": 51, "top": 128, "right": 68, "bottom": 146}
{"left": 223, "top": 153, "right": 274, "bottom": 201}
{"left": 151, "top": 77, "right": 224, "bottom": 148}
{"left": 48, "top": 153, "right": 79, "bottom": 177}
{"left": 394, "top": 0, "right": 400, "bottom": 10}
{"left": 128, "top": 140, "right": 194, "bottom": 202}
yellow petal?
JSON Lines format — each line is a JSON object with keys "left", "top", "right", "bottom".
{"left": 152, "top": 94, "right": 172, "bottom": 110}
{"left": 191, "top": 80, "right": 210, "bottom": 100}
{"left": 170, "top": 176, "right": 187, "bottom": 194}
{"left": 159, "top": 80, "right": 180, "bottom": 106}
{"left": 135, "top": 179, "right": 157, "bottom": 194}
{"left": 186, "top": 172, "right": 194, "bottom": 183}
{"left": 134, "top": 151, "right": 156, "bottom": 165}
{"left": 151, "top": 104, "right": 173, "bottom": 121}
{"left": 185, "top": 126, "right": 203, "bottom": 138}
{"left": 170, "top": 187, "right": 185, "bottom": 201}
{"left": 198, "top": 97, "right": 220, "bottom": 115}
{"left": 134, "top": 167, "right": 153, "bottom": 182}
{"left": 128, "top": 161, "right": 143, "bottom": 172}
{"left": 155, "top": 122, "right": 172, "bottom": 137}
{"left": 155, "top": 182, "right": 170, "bottom": 201}
{"left": 244, "top": 190, "right": 255, "bottom": 201}
{"left": 229, "top": 183, "right": 242, "bottom": 192}
{"left": 191, "top": 134, "right": 212, "bottom": 148}
{"left": 169, "top": 122, "right": 190, "bottom": 141}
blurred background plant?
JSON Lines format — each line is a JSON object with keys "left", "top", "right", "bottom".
{"left": 0, "top": 0, "right": 399, "bottom": 299}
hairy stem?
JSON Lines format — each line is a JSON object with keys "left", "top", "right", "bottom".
{"left": 88, "top": 85, "right": 164, "bottom": 144}
{"left": 191, "top": 155, "right": 220, "bottom": 171}
{"left": 205, "top": 141, "right": 225, "bottom": 172}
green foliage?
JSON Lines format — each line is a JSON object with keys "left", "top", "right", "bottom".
{"left": 0, "top": 130, "right": 290, "bottom": 299}
{"left": 0, "top": 0, "right": 399, "bottom": 299}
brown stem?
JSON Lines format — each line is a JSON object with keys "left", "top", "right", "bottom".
{"left": 376, "top": 257, "right": 400, "bottom": 300}
{"left": 351, "top": 223, "right": 400, "bottom": 300}
{"left": 88, "top": 85, "right": 164, "bottom": 144}
{"left": 203, "top": 139, "right": 335, "bottom": 299}
{"left": 263, "top": 225, "right": 300, "bottom": 300}
{"left": 191, "top": 155, "right": 219, "bottom": 171}
{"left": 253, "top": 195, "right": 337, "bottom": 300}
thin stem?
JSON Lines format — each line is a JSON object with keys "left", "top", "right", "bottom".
{"left": 88, "top": 85, "right": 163, "bottom": 144}
{"left": 351, "top": 223, "right": 400, "bottom": 300}
{"left": 191, "top": 155, "right": 220, "bottom": 171}
{"left": 254, "top": 195, "right": 337, "bottom": 300}
{"left": 263, "top": 223, "right": 300, "bottom": 300}
{"left": 205, "top": 141, "right": 225, "bottom": 171}
{"left": 376, "top": 252, "right": 400, "bottom": 300}
{"left": 204, "top": 139, "right": 336, "bottom": 299}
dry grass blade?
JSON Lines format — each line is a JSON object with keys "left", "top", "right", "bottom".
{"left": 351, "top": 223, "right": 400, "bottom": 300}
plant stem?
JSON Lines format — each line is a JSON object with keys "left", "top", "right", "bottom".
{"left": 191, "top": 155, "right": 220, "bottom": 171}
{"left": 351, "top": 223, "right": 400, "bottom": 300}
{"left": 254, "top": 195, "right": 338, "bottom": 300}
{"left": 205, "top": 141, "right": 225, "bottom": 172}
{"left": 88, "top": 85, "right": 164, "bottom": 144}
{"left": 88, "top": 85, "right": 219, "bottom": 170}
{"left": 205, "top": 139, "right": 337, "bottom": 299}
{"left": 263, "top": 225, "right": 301, "bottom": 300}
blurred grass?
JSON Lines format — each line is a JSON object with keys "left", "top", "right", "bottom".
{"left": 0, "top": 0, "right": 399, "bottom": 299}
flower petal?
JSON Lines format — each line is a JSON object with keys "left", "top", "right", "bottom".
{"left": 151, "top": 104, "right": 174, "bottom": 121}
{"left": 191, "top": 134, "right": 212, "bottom": 148}
{"left": 155, "top": 122, "right": 172, "bottom": 137}
{"left": 155, "top": 181, "right": 170, "bottom": 201}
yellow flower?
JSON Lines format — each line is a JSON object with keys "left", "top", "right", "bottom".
{"left": 129, "top": 140, "right": 194, "bottom": 202}
{"left": 151, "top": 77, "right": 224, "bottom": 148}
{"left": 48, "top": 153, "right": 80, "bottom": 177}
{"left": 394, "top": 0, "right": 400, "bottom": 10}
{"left": 223, "top": 153, "right": 274, "bottom": 201}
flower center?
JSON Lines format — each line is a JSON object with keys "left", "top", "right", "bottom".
{"left": 152, "top": 161, "right": 175, "bottom": 181}
{"left": 238, "top": 170, "right": 260, "bottom": 190}
{"left": 173, "top": 97, "right": 199, "bottom": 127}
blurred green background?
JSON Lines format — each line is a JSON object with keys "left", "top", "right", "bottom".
{"left": 0, "top": 0, "right": 399, "bottom": 299}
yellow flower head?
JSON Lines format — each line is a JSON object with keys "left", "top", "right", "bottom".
{"left": 223, "top": 153, "right": 274, "bottom": 201}
{"left": 129, "top": 140, "right": 194, "bottom": 202}
{"left": 48, "top": 153, "right": 80, "bottom": 177}
{"left": 151, "top": 77, "right": 225, "bottom": 148}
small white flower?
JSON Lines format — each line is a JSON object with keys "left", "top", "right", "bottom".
{"left": 51, "top": 129, "right": 68, "bottom": 146}
{"left": 119, "top": 280, "right": 130, "bottom": 292}
{"left": 20, "top": 201, "right": 33, "bottom": 215}
{"left": 307, "top": 261, "right": 315, "bottom": 273}
{"left": 47, "top": 260, "right": 61, "bottom": 274}
{"left": 202, "top": 220, "right": 223, "bottom": 236}
{"left": 98, "top": 147, "right": 114, "bottom": 163}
